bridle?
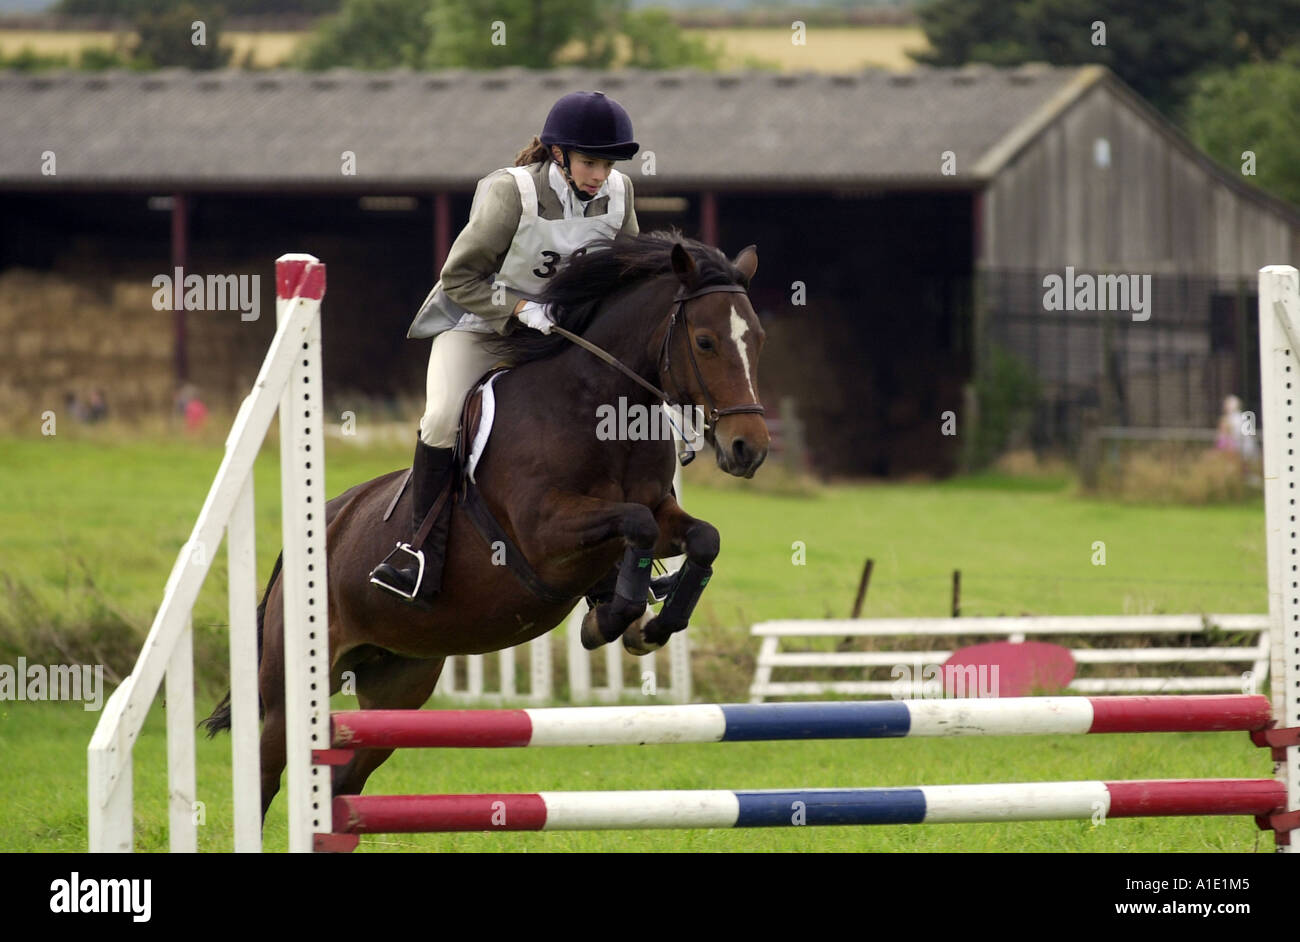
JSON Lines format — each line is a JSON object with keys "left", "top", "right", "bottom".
{"left": 660, "top": 282, "right": 766, "bottom": 423}
{"left": 550, "top": 281, "right": 765, "bottom": 457}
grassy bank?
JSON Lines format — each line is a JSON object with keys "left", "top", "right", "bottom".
{"left": 0, "top": 433, "right": 1266, "bottom": 697}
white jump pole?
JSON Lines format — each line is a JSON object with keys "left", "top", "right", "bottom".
{"left": 1259, "top": 264, "right": 1300, "bottom": 853}
{"left": 276, "top": 256, "right": 333, "bottom": 853}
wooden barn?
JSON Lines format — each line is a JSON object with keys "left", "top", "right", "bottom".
{"left": 2, "top": 64, "right": 1297, "bottom": 474}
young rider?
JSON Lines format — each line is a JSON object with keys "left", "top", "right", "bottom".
{"left": 371, "top": 90, "right": 641, "bottom": 605}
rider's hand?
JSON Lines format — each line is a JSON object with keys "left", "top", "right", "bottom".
{"left": 516, "top": 301, "right": 554, "bottom": 334}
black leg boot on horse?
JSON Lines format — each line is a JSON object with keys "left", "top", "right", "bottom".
{"left": 369, "top": 437, "right": 455, "bottom": 609}
{"left": 583, "top": 564, "right": 676, "bottom": 608}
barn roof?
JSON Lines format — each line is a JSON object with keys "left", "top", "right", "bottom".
{"left": 0, "top": 63, "right": 1097, "bottom": 191}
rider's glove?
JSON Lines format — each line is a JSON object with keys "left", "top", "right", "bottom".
{"left": 516, "top": 301, "right": 554, "bottom": 334}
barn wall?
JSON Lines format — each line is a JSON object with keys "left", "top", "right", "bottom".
{"left": 977, "top": 81, "right": 1300, "bottom": 451}
{"left": 981, "top": 82, "right": 1299, "bottom": 276}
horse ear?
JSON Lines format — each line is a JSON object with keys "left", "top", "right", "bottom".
{"left": 733, "top": 244, "right": 758, "bottom": 281}
{"left": 670, "top": 242, "right": 697, "bottom": 287}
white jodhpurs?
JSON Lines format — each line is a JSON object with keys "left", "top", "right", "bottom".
{"left": 419, "top": 329, "right": 509, "bottom": 448}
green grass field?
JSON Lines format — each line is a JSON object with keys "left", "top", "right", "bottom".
{"left": 0, "top": 432, "right": 1275, "bottom": 852}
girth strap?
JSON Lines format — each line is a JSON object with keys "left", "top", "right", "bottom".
{"left": 460, "top": 481, "right": 573, "bottom": 605}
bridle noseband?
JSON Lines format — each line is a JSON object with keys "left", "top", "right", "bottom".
{"left": 549, "top": 282, "right": 765, "bottom": 458}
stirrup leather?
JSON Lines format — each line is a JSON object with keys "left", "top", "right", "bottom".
{"left": 369, "top": 541, "right": 426, "bottom": 600}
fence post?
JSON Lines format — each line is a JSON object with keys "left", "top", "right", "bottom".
{"left": 276, "top": 255, "right": 332, "bottom": 853}
{"left": 1078, "top": 406, "right": 1100, "bottom": 490}
{"left": 778, "top": 396, "right": 805, "bottom": 472}
{"left": 164, "top": 615, "right": 196, "bottom": 852}
{"left": 87, "top": 253, "right": 329, "bottom": 853}
{"left": 1259, "top": 265, "right": 1300, "bottom": 853}
{"left": 227, "top": 473, "right": 262, "bottom": 852}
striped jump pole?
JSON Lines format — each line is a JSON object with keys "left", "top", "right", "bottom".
{"left": 329, "top": 695, "right": 1274, "bottom": 750}
{"left": 333, "top": 780, "right": 1287, "bottom": 834}
{"left": 318, "top": 694, "right": 1293, "bottom": 849}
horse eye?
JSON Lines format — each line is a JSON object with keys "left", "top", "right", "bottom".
{"left": 696, "top": 335, "right": 714, "bottom": 352}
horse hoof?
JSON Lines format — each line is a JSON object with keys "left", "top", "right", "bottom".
{"left": 622, "top": 612, "right": 663, "bottom": 656}
{"left": 580, "top": 608, "right": 608, "bottom": 650}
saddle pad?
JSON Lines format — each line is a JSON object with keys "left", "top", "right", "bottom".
{"left": 466, "top": 370, "right": 507, "bottom": 485}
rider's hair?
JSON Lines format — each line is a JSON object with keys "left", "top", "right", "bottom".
{"left": 514, "top": 135, "right": 552, "bottom": 167}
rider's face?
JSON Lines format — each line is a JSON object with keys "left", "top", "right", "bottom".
{"left": 556, "top": 148, "right": 613, "bottom": 195}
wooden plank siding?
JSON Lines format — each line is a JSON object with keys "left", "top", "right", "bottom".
{"left": 980, "top": 80, "right": 1299, "bottom": 277}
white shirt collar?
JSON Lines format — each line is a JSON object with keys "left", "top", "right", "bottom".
{"left": 548, "top": 161, "right": 608, "bottom": 219}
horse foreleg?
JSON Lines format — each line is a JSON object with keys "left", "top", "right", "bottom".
{"left": 623, "top": 494, "right": 719, "bottom": 653}
{"left": 528, "top": 492, "right": 660, "bottom": 650}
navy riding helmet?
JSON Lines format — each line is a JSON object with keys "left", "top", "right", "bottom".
{"left": 540, "top": 90, "right": 639, "bottom": 200}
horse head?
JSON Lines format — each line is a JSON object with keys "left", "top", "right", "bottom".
{"left": 662, "top": 241, "right": 769, "bottom": 478}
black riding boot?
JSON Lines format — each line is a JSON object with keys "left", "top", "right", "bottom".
{"left": 369, "top": 438, "right": 455, "bottom": 607}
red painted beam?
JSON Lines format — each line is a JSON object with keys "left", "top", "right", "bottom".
{"left": 1105, "top": 779, "right": 1285, "bottom": 818}
{"left": 332, "top": 710, "right": 533, "bottom": 749}
{"left": 334, "top": 794, "right": 547, "bottom": 833}
{"left": 1088, "top": 695, "right": 1272, "bottom": 733}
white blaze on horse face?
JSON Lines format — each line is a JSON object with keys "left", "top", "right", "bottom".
{"left": 728, "top": 302, "right": 759, "bottom": 402}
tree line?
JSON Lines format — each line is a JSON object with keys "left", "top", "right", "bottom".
{"left": 6, "top": 0, "right": 723, "bottom": 72}
{"left": 915, "top": 0, "right": 1300, "bottom": 205}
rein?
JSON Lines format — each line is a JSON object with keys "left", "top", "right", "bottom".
{"left": 549, "top": 281, "right": 766, "bottom": 436}
{"left": 549, "top": 324, "right": 666, "bottom": 402}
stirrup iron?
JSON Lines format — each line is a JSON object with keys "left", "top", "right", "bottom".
{"left": 369, "top": 541, "right": 426, "bottom": 600}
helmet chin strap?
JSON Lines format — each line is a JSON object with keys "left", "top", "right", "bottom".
{"left": 558, "top": 148, "right": 597, "bottom": 202}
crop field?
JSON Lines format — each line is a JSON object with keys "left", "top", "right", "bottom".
{"left": 0, "top": 26, "right": 929, "bottom": 71}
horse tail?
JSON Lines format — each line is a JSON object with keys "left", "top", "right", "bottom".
{"left": 201, "top": 551, "right": 282, "bottom": 738}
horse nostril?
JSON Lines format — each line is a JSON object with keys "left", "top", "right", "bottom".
{"left": 732, "top": 439, "right": 749, "bottom": 465}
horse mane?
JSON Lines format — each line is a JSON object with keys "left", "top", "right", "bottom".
{"left": 484, "top": 228, "right": 749, "bottom": 365}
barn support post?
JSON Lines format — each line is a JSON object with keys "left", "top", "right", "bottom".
{"left": 434, "top": 191, "right": 451, "bottom": 275}
{"left": 170, "top": 191, "right": 189, "bottom": 384}
{"left": 699, "top": 191, "right": 717, "bottom": 247}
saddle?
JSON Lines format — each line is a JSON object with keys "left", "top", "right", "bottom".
{"left": 381, "top": 366, "right": 571, "bottom": 604}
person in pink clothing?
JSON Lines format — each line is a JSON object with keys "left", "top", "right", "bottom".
{"left": 184, "top": 396, "right": 208, "bottom": 433}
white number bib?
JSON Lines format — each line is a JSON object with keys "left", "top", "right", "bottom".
{"left": 494, "top": 165, "right": 626, "bottom": 300}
